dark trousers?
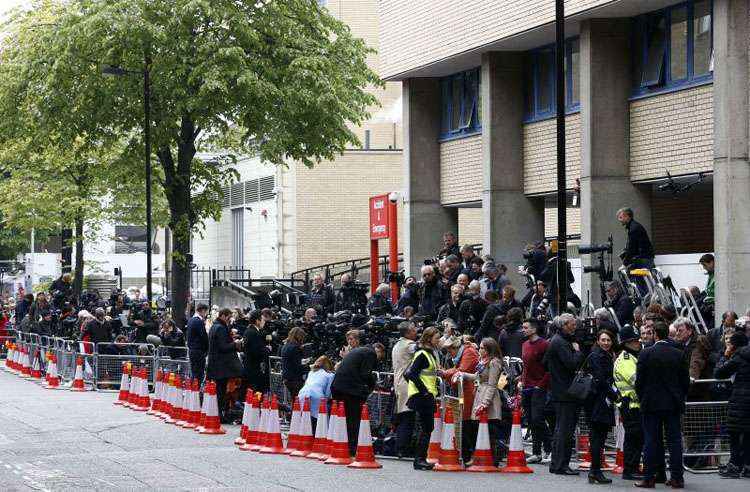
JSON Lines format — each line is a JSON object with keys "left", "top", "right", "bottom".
{"left": 462, "top": 418, "right": 502, "bottom": 465}
{"left": 621, "top": 406, "right": 644, "bottom": 474}
{"left": 394, "top": 411, "right": 416, "bottom": 455}
{"left": 215, "top": 378, "right": 229, "bottom": 421}
{"left": 189, "top": 350, "right": 206, "bottom": 384}
{"left": 589, "top": 422, "right": 612, "bottom": 474}
{"left": 523, "top": 388, "right": 552, "bottom": 455}
{"left": 550, "top": 401, "right": 579, "bottom": 473}
{"left": 407, "top": 394, "right": 435, "bottom": 460}
{"left": 729, "top": 431, "right": 750, "bottom": 468}
{"left": 332, "top": 390, "right": 366, "bottom": 456}
{"left": 642, "top": 411, "right": 683, "bottom": 481}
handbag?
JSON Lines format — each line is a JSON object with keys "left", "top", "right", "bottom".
{"left": 566, "top": 353, "right": 593, "bottom": 401}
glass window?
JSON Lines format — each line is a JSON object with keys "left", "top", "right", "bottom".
{"left": 537, "top": 48, "right": 554, "bottom": 113}
{"left": 569, "top": 38, "right": 580, "bottom": 107}
{"left": 523, "top": 57, "right": 534, "bottom": 116}
{"left": 642, "top": 13, "right": 667, "bottom": 86}
{"left": 440, "top": 68, "right": 482, "bottom": 138}
{"left": 451, "top": 76, "right": 462, "bottom": 130}
{"left": 476, "top": 72, "right": 483, "bottom": 126}
{"left": 693, "top": 0, "right": 712, "bottom": 75}
{"left": 461, "top": 70, "right": 477, "bottom": 128}
{"left": 670, "top": 6, "right": 688, "bottom": 81}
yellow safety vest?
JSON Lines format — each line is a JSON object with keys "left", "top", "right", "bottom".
{"left": 407, "top": 349, "right": 439, "bottom": 398}
{"left": 613, "top": 350, "right": 639, "bottom": 409}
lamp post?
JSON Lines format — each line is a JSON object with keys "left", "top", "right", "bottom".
{"left": 555, "top": 0, "right": 568, "bottom": 314}
{"left": 102, "top": 57, "right": 153, "bottom": 302}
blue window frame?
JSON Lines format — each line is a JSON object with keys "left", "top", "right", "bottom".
{"left": 632, "top": 0, "right": 713, "bottom": 97}
{"left": 523, "top": 38, "right": 580, "bottom": 123}
{"left": 440, "top": 67, "right": 482, "bottom": 139}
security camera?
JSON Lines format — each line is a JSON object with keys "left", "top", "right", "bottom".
{"left": 388, "top": 191, "right": 399, "bottom": 204}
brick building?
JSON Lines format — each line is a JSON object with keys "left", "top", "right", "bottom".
{"left": 381, "top": 0, "right": 747, "bottom": 315}
{"left": 191, "top": 0, "right": 404, "bottom": 277}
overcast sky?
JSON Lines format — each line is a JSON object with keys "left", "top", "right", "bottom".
{"left": 0, "top": 0, "right": 30, "bottom": 19}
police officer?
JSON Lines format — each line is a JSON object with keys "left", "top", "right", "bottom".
{"left": 613, "top": 326, "right": 644, "bottom": 481}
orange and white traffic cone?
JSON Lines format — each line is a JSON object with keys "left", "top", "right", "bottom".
{"left": 577, "top": 433, "right": 615, "bottom": 471}
{"left": 249, "top": 395, "right": 269, "bottom": 451}
{"left": 43, "top": 353, "right": 61, "bottom": 389}
{"left": 126, "top": 366, "right": 142, "bottom": 408}
{"left": 325, "top": 401, "right": 352, "bottom": 465}
{"left": 467, "top": 410, "right": 500, "bottom": 472}
{"left": 175, "top": 378, "right": 191, "bottom": 426}
{"left": 291, "top": 397, "right": 314, "bottom": 457}
{"left": 427, "top": 402, "right": 443, "bottom": 464}
{"left": 285, "top": 398, "right": 302, "bottom": 454}
{"left": 70, "top": 357, "right": 87, "bottom": 392}
{"left": 2, "top": 342, "right": 12, "bottom": 371}
{"left": 165, "top": 373, "right": 178, "bottom": 420}
{"left": 165, "top": 374, "right": 183, "bottom": 423}
{"left": 132, "top": 368, "right": 150, "bottom": 411}
{"left": 148, "top": 370, "right": 163, "bottom": 415}
{"left": 434, "top": 406, "right": 463, "bottom": 472}
{"left": 44, "top": 351, "right": 52, "bottom": 384}
{"left": 21, "top": 347, "right": 32, "bottom": 378}
{"left": 30, "top": 349, "right": 42, "bottom": 380}
{"left": 499, "top": 404, "right": 533, "bottom": 473}
{"left": 348, "top": 404, "right": 381, "bottom": 469}
{"left": 307, "top": 398, "right": 329, "bottom": 460}
{"left": 115, "top": 362, "right": 131, "bottom": 406}
{"left": 239, "top": 393, "right": 261, "bottom": 451}
{"left": 319, "top": 400, "right": 338, "bottom": 461}
{"left": 612, "top": 408, "right": 625, "bottom": 474}
{"left": 181, "top": 379, "right": 201, "bottom": 429}
{"left": 194, "top": 379, "right": 210, "bottom": 433}
{"left": 259, "top": 395, "right": 285, "bottom": 453}
{"left": 199, "top": 381, "right": 226, "bottom": 435}
{"left": 235, "top": 389, "right": 254, "bottom": 445}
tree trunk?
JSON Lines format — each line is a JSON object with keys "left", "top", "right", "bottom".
{"left": 73, "top": 212, "right": 84, "bottom": 298}
{"left": 171, "top": 228, "right": 191, "bottom": 328}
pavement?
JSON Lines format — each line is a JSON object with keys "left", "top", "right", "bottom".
{"left": 0, "top": 368, "right": 746, "bottom": 492}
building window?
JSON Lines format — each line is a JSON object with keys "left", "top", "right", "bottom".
{"left": 114, "top": 226, "right": 147, "bottom": 254}
{"left": 231, "top": 208, "right": 244, "bottom": 268}
{"left": 633, "top": 0, "right": 712, "bottom": 96}
{"left": 523, "top": 38, "right": 580, "bottom": 123}
{"left": 440, "top": 67, "right": 482, "bottom": 139}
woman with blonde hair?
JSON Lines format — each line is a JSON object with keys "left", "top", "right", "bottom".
{"left": 298, "top": 355, "right": 335, "bottom": 431}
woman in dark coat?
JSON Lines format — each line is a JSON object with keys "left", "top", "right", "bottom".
{"left": 206, "top": 308, "right": 243, "bottom": 423}
{"left": 242, "top": 310, "right": 269, "bottom": 394}
{"left": 585, "top": 329, "right": 618, "bottom": 484}
{"left": 280, "top": 327, "right": 309, "bottom": 402}
{"left": 714, "top": 331, "right": 750, "bottom": 478}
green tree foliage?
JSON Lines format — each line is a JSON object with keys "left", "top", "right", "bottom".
{"left": 0, "top": 0, "right": 380, "bottom": 325}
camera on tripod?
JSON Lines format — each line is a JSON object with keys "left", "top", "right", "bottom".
{"left": 579, "top": 235, "right": 614, "bottom": 305}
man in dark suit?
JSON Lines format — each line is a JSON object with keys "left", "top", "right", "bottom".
{"left": 617, "top": 207, "right": 654, "bottom": 269}
{"left": 186, "top": 303, "right": 209, "bottom": 384}
{"left": 635, "top": 321, "right": 690, "bottom": 489}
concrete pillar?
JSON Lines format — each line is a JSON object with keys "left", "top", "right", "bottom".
{"left": 403, "top": 78, "right": 458, "bottom": 276}
{"left": 481, "top": 52, "right": 544, "bottom": 287}
{"left": 713, "top": 0, "right": 750, "bottom": 318}
{"left": 580, "top": 19, "right": 651, "bottom": 306}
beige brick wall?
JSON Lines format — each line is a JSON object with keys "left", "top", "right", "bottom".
{"left": 379, "top": 0, "right": 616, "bottom": 79}
{"left": 440, "top": 135, "right": 483, "bottom": 205}
{"left": 630, "top": 85, "right": 714, "bottom": 181}
{"left": 545, "top": 204, "right": 581, "bottom": 239}
{"left": 289, "top": 150, "right": 404, "bottom": 274}
{"left": 458, "top": 207, "right": 484, "bottom": 246}
{"left": 523, "top": 114, "right": 581, "bottom": 195}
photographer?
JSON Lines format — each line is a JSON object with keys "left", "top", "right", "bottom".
{"left": 131, "top": 301, "right": 157, "bottom": 343}
{"left": 49, "top": 273, "right": 74, "bottom": 309}
{"left": 616, "top": 207, "right": 654, "bottom": 269}
{"left": 83, "top": 307, "right": 113, "bottom": 347}
{"left": 417, "top": 265, "right": 448, "bottom": 321}
{"left": 460, "top": 244, "right": 478, "bottom": 274}
{"left": 367, "top": 283, "right": 393, "bottom": 316}
{"left": 396, "top": 276, "right": 419, "bottom": 315}
{"left": 459, "top": 280, "right": 486, "bottom": 334}
{"left": 604, "top": 280, "right": 634, "bottom": 327}
{"left": 523, "top": 242, "right": 548, "bottom": 280}
{"left": 240, "top": 309, "right": 270, "bottom": 394}
{"left": 206, "top": 308, "right": 243, "bottom": 423}
{"left": 525, "top": 280, "right": 552, "bottom": 320}
{"left": 437, "top": 232, "right": 460, "bottom": 258}
{"left": 594, "top": 308, "right": 619, "bottom": 336}
{"left": 436, "top": 284, "right": 464, "bottom": 327}
{"left": 57, "top": 304, "right": 78, "bottom": 339}
{"left": 334, "top": 273, "right": 367, "bottom": 314}
{"left": 540, "top": 242, "right": 578, "bottom": 314}
{"left": 158, "top": 319, "right": 185, "bottom": 359}
{"left": 307, "top": 274, "right": 334, "bottom": 315}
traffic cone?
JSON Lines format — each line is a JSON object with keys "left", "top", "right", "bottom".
{"left": 248, "top": 395, "right": 269, "bottom": 450}
{"left": 499, "top": 405, "right": 533, "bottom": 473}
{"left": 165, "top": 373, "right": 177, "bottom": 420}
{"left": 2, "top": 342, "right": 11, "bottom": 371}
{"left": 239, "top": 393, "right": 262, "bottom": 451}
{"left": 612, "top": 408, "right": 625, "bottom": 474}
{"left": 291, "top": 397, "right": 314, "bottom": 457}
{"left": 577, "top": 433, "right": 615, "bottom": 471}
{"left": 427, "top": 402, "right": 443, "bottom": 464}
{"left": 126, "top": 366, "right": 141, "bottom": 408}
{"left": 194, "top": 380, "right": 210, "bottom": 433}
{"left": 21, "top": 347, "right": 31, "bottom": 378}
{"left": 165, "top": 374, "right": 182, "bottom": 423}
{"left": 467, "top": 410, "right": 500, "bottom": 473}
{"left": 434, "top": 406, "right": 463, "bottom": 472}
{"left": 70, "top": 357, "right": 87, "bottom": 392}
{"left": 285, "top": 398, "right": 302, "bottom": 454}
{"left": 324, "top": 401, "right": 352, "bottom": 465}
{"left": 115, "top": 363, "right": 131, "bottom": 406}
{"left": 30, "top": 349, "right": 42, "bottom": 380}
{"left": 198, "top": 381, "right": 226, "bottom": 435}
{"left": 259, "top": 395, "right": 285, "bottom": 453}
{"left": 132, "top": 368, "right": 150, "bottom": 411}
{"left": 235, "top": 389, "right": 254, "bottom": 445}
{"left": 307, "top": 398, "right": 329, "bottom": 460}
{"left": 348, "top": 404, "right": 381, "bottom": 469}
{"left": 181, "top": 379, "right": 202, "bottom": 429}
{"left": 319, "top": 401, "right": 338, "bottom": 461}
{"left": 43, "top": 353, "right": 61, "bottom": 389}
{"left": 175, "top": 378, "right": 191, "bottom": 426}
{"left": 148, "top": 370, "right": 163, "bottom": 415}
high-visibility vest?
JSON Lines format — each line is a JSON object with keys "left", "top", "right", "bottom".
{"left": 407, "top": 349, "right": 439, "bottom": 398}
{"left": 613, "top": 350, "right": 639, "bottom": 409}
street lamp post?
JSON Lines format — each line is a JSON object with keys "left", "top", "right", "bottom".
{"left": 102, "top": 56, "right": 153, "bottom": 302}
{"left": 555, "top": 0, "right": 568, "bottom": 314}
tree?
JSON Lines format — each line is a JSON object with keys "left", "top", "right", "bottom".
{"left": 0, "top": 0, "right": 380, "bottom": 326}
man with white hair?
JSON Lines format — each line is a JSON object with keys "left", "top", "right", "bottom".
{"left": 417, "top": 265, "right": 448, "bottom": 321}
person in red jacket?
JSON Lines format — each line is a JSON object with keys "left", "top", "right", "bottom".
{"left": 519, "top": 318, "right": 552, "bottom": 464}
{"left": 442, "top": 335, "right": 479, "bottom": 463}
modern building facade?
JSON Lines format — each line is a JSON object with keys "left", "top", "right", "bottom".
{"left": 380, "top": 0, "right": 742, "bottom": 313}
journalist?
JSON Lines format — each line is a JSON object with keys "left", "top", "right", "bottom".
{"left": 418, "top": 265, "right": 448, "bottom": 321}
{"left": 241, "top": 309, "right": 269, "bottom": 394}
{"left": 206, "top": 307, "right": 243, "bottom": 424}
{"left": 616, "top": 207, "right": 654, "bottom": 270}
{"left": 334, "top": 273, "right": 367, "bottom": 314}
{"left": 281, "top": 327, "right": 309, "bottom": 402}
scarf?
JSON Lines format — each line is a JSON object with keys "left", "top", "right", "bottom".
{"left": 451, "top": 344, "right": 465, "bottom": 366}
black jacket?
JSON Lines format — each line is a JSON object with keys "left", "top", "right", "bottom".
{"left": 186, "top": 315, "right": 209, "bottom": 352}
{"left": 460, "top": 295, "right": 486, "bottom": 333}
{"left": 132, "top": 309, "right": 157, "bottom": 343}
{"left": 242, "top": 325, "right": 269, "bottom": 392}
{"left": 714, "top": 346, "right": 750, "bottom": 432}
{"left": 206, "top": 319, "right": 242, "bottom": 380}
{"left": 396, "top": 286, "right": 419, "bottom": 315}
{"left": 334, "top": 284, "right": 367, "bottom": 314}
{"left": 543, "top": 332, "right": 584, "bottom": 402}
{"left": 635, "top": 340, "right": 690, "bottom": 414}
{"left": 280, "top": 342, "right": 309, "bottom": 382}
{"left": 499, "top": 322, "right": 525, "bottom": 359}
{"left": 331, "top": 346, "right": 378, "bottom": 399}
{"left": 367, "top": 293, "right": 393, "bottom": 316}
{"left": 622, "top": 219, "right": 654, "bottom": 265}
{"left": 437, "top": 300, "right": 461, "bottom": 325}
{"left": 609, "top": 293, "right": 634, "bottom": 327}
{"left": 418, "top": 280, "right": 448, "bottom": 320}
{"left": 160, "top": 328, "right": 186, "bottom": 359}
{"left": 585, "top": 346, "right": 617, "bottom": 426}
{"left": 307, "top": 284, "right": 334, "bottom": 313}
{"left": 85, "top": 319, "right": 112, "bottom": 346}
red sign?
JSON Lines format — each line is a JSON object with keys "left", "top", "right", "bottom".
{"left": 369, "top": 194, "right": 390, "bottom": 240}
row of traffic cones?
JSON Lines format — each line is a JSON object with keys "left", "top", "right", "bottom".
{"left": 233, "top": 390, "right": 382, "bottom": 469}
{"left": 3, "top": 341, "right": 90, "bottom": 391}
{"left": 114, "top": 365, "right": 226, "bottom": 435}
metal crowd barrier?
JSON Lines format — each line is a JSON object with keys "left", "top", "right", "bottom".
{"left": 154, "top": 346, "right": 191, "bottom": 381}
{"left": 682, "top": 379, "right": 731, "bottom": 474}
{"left": 94, "top": 342, "right": 156, "bottom": 391}
{"left": 368, "top": 372, "right": 395, "bottom": 429}
{"left": 268, "top": 356, "right": 292, "bottom": 414}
